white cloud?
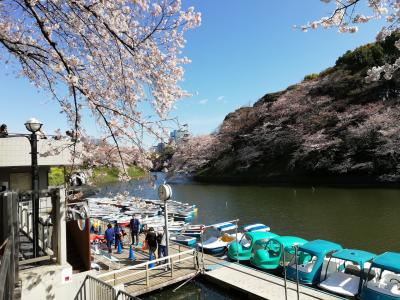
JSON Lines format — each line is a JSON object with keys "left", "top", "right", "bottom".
{"left": 198, "top": 98, "right": 208, "bottom": 105}
{"left": 216, "top": 95, "right": 225, "bottom": 101}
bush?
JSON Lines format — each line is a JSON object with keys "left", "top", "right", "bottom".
{"left": 48, "top": 167, "right": 65, "bottom": 186}
{"left": 304, "top": 73, "right": 319, "bottom": 81}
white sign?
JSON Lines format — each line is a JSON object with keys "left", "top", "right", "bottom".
{"left": 61, "top": 267, "right": 72, "bottom": 284}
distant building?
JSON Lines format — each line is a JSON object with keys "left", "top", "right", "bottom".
{"left": 0, "top": 137, "right": 81, "bottom": 191}
{"left": 156, "top": 142, "right": 166, "bottom": 153}
{"left": 170, "top": 129, "right": 189, "bottom": 143}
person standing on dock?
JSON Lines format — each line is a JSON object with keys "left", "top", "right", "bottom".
{"left": 114, "top": 223, "right": 124, "bottom": 249}
{"left": 157, "top": 227, "right": 167, "bottom": 266}
{"left": 104, "top": 223, "right": 114, "bottom": 253}
{"left": 145, "top": 227, "right": 157, "bottom": 260}
{"left": 130, "top": 215, "right": 140, "bottom": 246}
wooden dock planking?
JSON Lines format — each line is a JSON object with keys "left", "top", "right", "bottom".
{"left": 93, "top": 241, "right": 198, "bottom": 296}
{"left": 92, "top": 238, "right": 343, "bottom": 299}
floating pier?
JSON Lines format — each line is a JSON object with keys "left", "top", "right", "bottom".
{"left": 90, "top": 241, "right": 344, "bottom": 299}
{"left": 203, "top": 256, "right": 343, "bottom": 300}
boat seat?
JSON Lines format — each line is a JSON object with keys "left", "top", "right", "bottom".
{"left": 345, "top": 264, "right": 361, "bottom": 277}
{"left": 383, "top": 273, "right": 400, "bottom": 285}
{"left": 319, "top": 272, "right": 360, "bottom": 297}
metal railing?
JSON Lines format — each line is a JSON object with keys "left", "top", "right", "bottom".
{"left": 74, "top": 275, "right": 141, "bottom": 300}
{"left": 0, "top": 192, "right": 19, "bottom": 300}
{"left": 75, "top": 275, "right": 116, "bottom": 300}
{"left": 0, "top": 242, "right": 14, "bottom": 300}
{"left": 97, "top": 248, "right": 198, "bottom": 287}
{"left": 115, "top": 290, "right": 141, "bottom": 300}
{"left": 17, "top": 189, "right": 61, "bottom": 265}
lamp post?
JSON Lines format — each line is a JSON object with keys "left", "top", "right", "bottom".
{"left": 25, "top": 117, "right": 43, "bottom": 258}
{"left": 158, "top": 184, "right": 172, "bottom": 257}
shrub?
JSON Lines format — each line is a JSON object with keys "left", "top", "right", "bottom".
{"left": 304, "top": 73, "right": 319, "bottom": 81}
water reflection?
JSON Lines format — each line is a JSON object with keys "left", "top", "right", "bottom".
{"left": 96, "top": 173, "right": 400, "bottom": 253}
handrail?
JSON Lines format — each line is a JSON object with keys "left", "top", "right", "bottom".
{"left": 115, "top": 289, "right": 141, "bottom": 300}
{"left": 0, "top": 242, "right": 12, "bottom": 300}
{"left": 97, "top": 248, "right": 195, "bottom": 278}
{"left": 102, "top": 254, "right": 196, "bottom": 284}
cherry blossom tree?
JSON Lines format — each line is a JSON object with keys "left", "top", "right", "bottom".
{"left": 302, "top": 0, "right": 400, "bottom": 81}
{"left": 170, "top": 134, "right": 227, "bottom": 173}
{"left": 0, "top": 0, "right": 200, "bottom": 176}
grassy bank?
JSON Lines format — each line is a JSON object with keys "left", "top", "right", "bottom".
{"left": 48, "top": 166, "right": 146, "bottom": 186}
{"left": 90, "top": 166, "right": 146, "bottom": 186}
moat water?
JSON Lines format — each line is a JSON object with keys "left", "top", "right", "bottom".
{"left": 97, "top": 172, "right": 400, "bottom": 299}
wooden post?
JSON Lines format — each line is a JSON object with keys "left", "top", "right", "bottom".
{"left": 146, "top": 264, "right": 149, "bottom": 286}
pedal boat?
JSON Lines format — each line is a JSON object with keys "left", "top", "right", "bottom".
{"left": 228, "top": 231, "right": 278, "bottom": 262}
{"left": 242, "top": 223, "right": 271, "bottom": 232}
{"left": 250, "top": 236, "right": 308, "bottom": 270}
{"left": 170, "top": 234, "right": 197, "bottom": 247}
{"left": 361, "top": 252, "right": 400, "bottom": 300}
{"left": 286, "top": 239, "right": 343, "bottom": 285}
{"left": 318, "top": 248, "right": 376, "bottom": 297}
{"left": 197, "top": 222, "right": 240, "bottom": 255}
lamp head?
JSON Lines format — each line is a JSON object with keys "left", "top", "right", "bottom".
{"left": 25, "top": 117, "right": 43, "bottom": 133}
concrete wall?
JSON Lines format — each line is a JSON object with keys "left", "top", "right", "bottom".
{"left": 19, "top": 264, "right": 93, "bottom": 300}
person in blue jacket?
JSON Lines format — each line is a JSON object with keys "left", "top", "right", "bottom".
{"left": 104, "top": 223, "right": 114, "bottom": 253}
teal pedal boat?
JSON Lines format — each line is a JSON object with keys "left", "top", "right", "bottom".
{"left": 318, "top": 248, "right": 376, "bottom": 298}
{"left": 361, "top": 252, "right": 400, "bottom": 300}
{"left": 286, "top": 239, "right": 343, "bottom": 285}
{"left": 250, "top": 236, "right": 308, "bottom": 270}
{"left": 227, "top": 231, "right": 278, "bottom": 262}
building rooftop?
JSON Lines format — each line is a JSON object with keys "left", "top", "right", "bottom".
{"left": 0, "top": 137, "right": 81, "bottom": 167}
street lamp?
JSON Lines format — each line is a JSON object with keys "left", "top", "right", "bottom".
{"left": 25, "top": 117, "right": 43, "bottom": 258}
{"left": 158, "top": 184, "right": 172, "bottom": 258}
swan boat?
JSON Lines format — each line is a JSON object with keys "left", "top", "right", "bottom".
{"left": 228, "top": 231, "right": 278, "bottom": 262}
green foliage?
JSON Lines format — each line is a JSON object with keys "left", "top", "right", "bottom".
{"left": 48, "top": 167, "right": 65, "bottom": 186}
{"left": 90, "top": 166, "right": 146, "bottom": 186}
{"left": 336, "top": 32, "right": 400, "bottom": 72}
{"left": 304, "top": 73, "right": 319, "bottom": 81}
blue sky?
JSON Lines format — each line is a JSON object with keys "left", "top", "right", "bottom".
{"left": 0, "top": 0, "right": 385, "bottom": 143}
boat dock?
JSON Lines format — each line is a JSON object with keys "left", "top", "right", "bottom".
{"left": 202, "top": 255, "right": 343, "bottom": 300}
{"left": 91, "top": 242, "right": 344, "bottom": 299}
{"left": 93, "top": 243, "right": 199, "bottom": 297}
